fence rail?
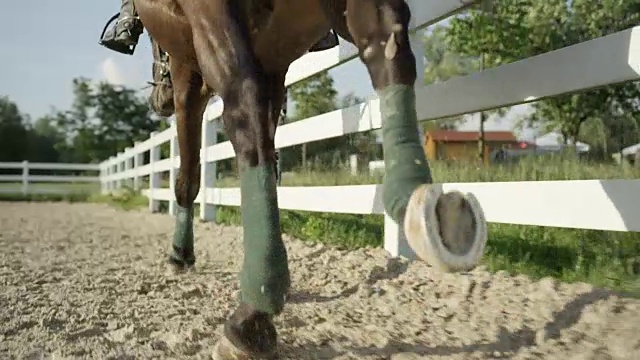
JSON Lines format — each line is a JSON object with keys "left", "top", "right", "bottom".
{"left": 2, "top": 2, "right": 639, "bottom": 260}
{"left": 0, "top": 161, "right": 100, "bottom": 195}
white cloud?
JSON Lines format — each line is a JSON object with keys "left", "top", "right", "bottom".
{"left": 95, "top": 56, "right": 154, "bottom": 99}
{"left": 99, "top": 57, "right": 127, "bottom": 85}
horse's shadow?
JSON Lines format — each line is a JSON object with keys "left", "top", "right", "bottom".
{"left": 280, "top": 287, "right": 621, "bottom": 359}
{"left": 287, "top": 257, "right": 410, "bottom": 304}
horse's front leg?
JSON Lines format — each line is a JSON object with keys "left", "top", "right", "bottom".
{"left": 177, "top": 1, "right": 289, "bottom": 358}
{"left": 166, "top": 62, "right": 210, "bottom": 274}
{"left": 345, "top": 0, "right": 487, "bottom": 272}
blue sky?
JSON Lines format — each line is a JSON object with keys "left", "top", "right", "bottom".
{"left": 0, "top": 0, "right": 534, "bottom": 138}
{"left": 0, "top": 0, "right": 374, "bottom": 121}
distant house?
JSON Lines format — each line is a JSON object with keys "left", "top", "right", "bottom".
{"left": 423, "top": 130, "right": 521, "bottom": 164}
{"left": 532, "top": 131, "right": 590, "bottom": 153}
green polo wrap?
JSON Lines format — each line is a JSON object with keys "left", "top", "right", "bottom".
{"left": 171, "top": 205, "right": 195, "bottom": 264}
{"left": 379, "top": 84, "right": 433, "bottom": 223}
{"left": 239, "top": 164, "right": 290, "bottom": 315}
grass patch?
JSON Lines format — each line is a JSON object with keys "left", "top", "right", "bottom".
{"left": 87, "top": 187, "right": 149, "bottom": 211}
{"left": 214, "top": 153, "right": 640, "bottom": 187}
{"left": 0, "top": 182, "right": 100, "bottom": 193}
{"left": 0, "top": 191, "right": 92, "bottom": 203}
{"left": 216, "top": 207, "right": 383, "bottom": 249}
{"left": 0, "top": 182, "right": 99, "bottom": 203}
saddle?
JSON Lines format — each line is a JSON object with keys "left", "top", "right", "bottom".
{"left": 309, "top": 30, "right": 339, "bottom": 52}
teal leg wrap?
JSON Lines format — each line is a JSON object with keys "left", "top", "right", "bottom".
{"left": 170, "top": 205, "right": 195, "bottom": 265}
{"left": 239, "top": 164, "right": 290, "bottom": 315}
{"left": 379, "top": 85, "right": 433, "bottom": 223}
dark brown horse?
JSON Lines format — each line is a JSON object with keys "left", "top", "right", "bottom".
{"left": 134, "top": 0, "right": 488, "bottom": 358}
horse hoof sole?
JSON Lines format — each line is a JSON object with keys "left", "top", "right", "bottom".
{"left": 404, "top": 184, "right": 487, "bottom": 272}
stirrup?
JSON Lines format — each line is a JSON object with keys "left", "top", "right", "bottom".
{"left": 309, "top": 30, "right": 339, "bottom": 52}
{"left": 98, "top": 12, "right": 139, "bottom": 55}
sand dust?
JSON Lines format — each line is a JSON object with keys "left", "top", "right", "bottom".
{"left": 1, "top": 202, "right": 638, "bottom": 359}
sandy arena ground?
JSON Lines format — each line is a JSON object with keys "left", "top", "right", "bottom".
{"left": 0, "top": 202, "right": 639, "bottom": 359}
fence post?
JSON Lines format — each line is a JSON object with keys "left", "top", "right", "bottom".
{"left": 124, "top": 147, "right": 134, "bottom": 188}
{"left": 21, "top": 160, "right": 29, "bottom": 195}
{"left": 383, "top": 213, "right": 416, "bottom": 260}
{"left": 116, "top": 152, "right": 125, "bottom": 189}
{"left": 108, "top": 156, "right": 116, "bottom": 192}
{"left": 149, "top": 132, "right": 161, "bottom": 212}
{"left": 200, "top": 118, "right": 217, "bottom": 221}
{"left": 410, "top": 29, "right": 425, "bottom": 143}
{"left": 133, "top": 141, "right": 142, "bottom": 190}
{"left": 168, "top": 122, "right": 178, "bottom": 216}
{"left": 114, "top": 154, "right": 119, "bottom": 189}
{"left": 349, "top": 154, "right": 358, "bottom": 175}
{"left": 100, "top": 163, "right": 107, "bottom": 194}
{"left": 105, "top": 158, "right": 110, "bottom": 193}
{"left": 276, "top": 89, "right": 287, "bottom": 186}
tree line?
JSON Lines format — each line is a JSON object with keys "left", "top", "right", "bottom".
{"left": 0, "top": 77, "right": 164, "bottom": 169}
{"left": 425, "top": 0, "right": 639, "bottom": 159}
{"left": 283, "top": 0, "right": 639, "bottom": 167}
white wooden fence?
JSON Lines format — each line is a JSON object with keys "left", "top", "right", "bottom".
{"left": 13, "top": 1, "right": 635, "bottom": 259}
{"left": 0, "top": 161, "right": 100, "bottom": 194}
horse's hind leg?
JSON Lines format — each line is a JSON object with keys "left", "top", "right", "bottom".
{"left": 166, "top": 61, "right": 210, "bottom": 274}
{"left": 344, "top": 0, "right": 487, "bottom": 271}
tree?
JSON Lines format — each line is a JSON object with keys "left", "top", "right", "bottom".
{"left": 1, "top": 78, "right": 164, "bottom": 166}
{"left": 422, "top": 25, "right": 481, "bottom": 131}
{"left": 93, "top": 81, "right": 163, "bottom": 157}
{"left": 289, "top": 71, "right": 338, "bottom": 120}
{"left": 287, "top": 72, "right": 341, "bottom": 169}
{"left": 27, "top": 115, "right": 63, "bottom": 163}
{"left": 445, "top": 0, "right": 640, "bottom": 156}
{"left": 52, "top": 78, "right": 164, "bottom": 163}
{"left": 0, "top": 96, "right": 30, "bottom": 163}
{"left": 0, "top": 97, "right": 64, "bottom": 166}
{"left": 283, "top": 72, "right": 381, "bottom": 171}
{"left": 340, "top": 93, "right": 381, "bottom": 170}
{"left": 341, "top": 92, "right": 368, "bottom": 153}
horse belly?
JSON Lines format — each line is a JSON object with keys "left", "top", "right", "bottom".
{"left": 252, "top": 0, "right": 331, "bottom": 71}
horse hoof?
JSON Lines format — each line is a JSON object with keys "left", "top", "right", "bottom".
{"left": 212, "top": 336, "right": 243, "bottom": 360}
{"left": 403, "top": 184, "right": 487, "bottom": 272}
{"left": 212, "top": 335, "right": 278, "bottom": 360}
{"left": 165, "top": 258, "right": 195, "bottom": 276}
{"left": 213, "top": 303, "right": 279, "bottom": 359}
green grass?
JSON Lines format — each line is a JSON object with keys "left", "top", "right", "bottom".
{"left": 87, "top": 190, "right": 149, "bottom": 210}
{"left": 0, "top": 191, "right": 93, "bottom": 203}
{"left": 215, "top": 152, "right": 640, "bottom": 186}
{"left": 0, "top": 182, "right": 100, "bottom": 193}
{"left": 2, "top": 155, "right": 639, "bottom": 295}
{"left": 0, "top": 182, "right": 99, "bottom": 203}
